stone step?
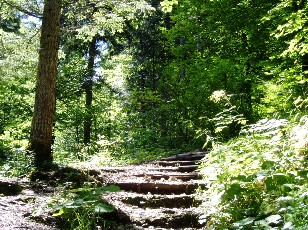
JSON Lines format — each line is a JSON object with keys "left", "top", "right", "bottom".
{"left": 103, "top": 198, "right": 203, "bottom": 229}
{"left": 160, "top": 152, "right": 207, "bottom": 162}
{"left": 155, "top": 160, "right": 199, "bottom": 166}
{"left": 116, "top": 192, "right": 202, "bottom": 209}
{"left": 147, "top": 165, "right": 199, "bottom": 173}
{"left": 109, "top": 180, "right": 207, "bottom": 194}
{"left": 178, "top": 165, "right": 200, "bottom": 172}
{"left": 98, "top": 166, "right": 128, "bottom": 173}
{"left": 99, "top": 152, "right": 207, "bottom": 228}
{"left": 132, "top": 208, "right": 201, "bottom": 229}
{"left": 133, "top": 172, "right": 201, "bottom": 181}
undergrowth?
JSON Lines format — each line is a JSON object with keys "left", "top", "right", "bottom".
{"left": 53, "top": 137, "right": 179, "bottom": 168}
{"left": 0, "top": 148, "right": 35, "bottom": 177}
{"left": 199, "top": 116, "right": 308, "bottom": 229}
{"left": 32, "top": 184, "right": 120, "bottom": 230}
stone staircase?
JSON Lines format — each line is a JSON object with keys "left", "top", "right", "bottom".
{"left": 99, "top": 152, "right": 207, "bottom": 229}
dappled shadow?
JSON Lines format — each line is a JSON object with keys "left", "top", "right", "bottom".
{"left": 29, "top": 165, "right": 104, "bottom": 188}
{"left": 28, "top": 165, "right": 131, "bottom": 229}
{"left": 103, "top": 209, "right": 134, "bottom": 229}
{"left": 0, "top": 165, "right": 109, "bottom": 230}
{"left": 0, "top": 181, "right": 23, "bottom": 196}
{"left": 0, "top": 152, "right": 8, "bottom": 168}
{"left": 0, "top": 178, "right": 59, "bottom": 229}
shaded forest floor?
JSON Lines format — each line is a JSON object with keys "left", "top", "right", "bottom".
{"left": 0, "top": 152, "right": 207, "bottom": 229}
{"left": 0, "top": 177, "right": 58, "bottom": 229}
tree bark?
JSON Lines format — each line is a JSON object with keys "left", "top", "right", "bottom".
{"left": 29, "top": 0, "right": 61, "bottom": 166}
{"left": 83, "top": 36, "right": 97, "bottom": 145}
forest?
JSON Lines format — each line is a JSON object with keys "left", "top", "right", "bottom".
{"left": 0, "top": 0, "right": 308, "bottom": 229}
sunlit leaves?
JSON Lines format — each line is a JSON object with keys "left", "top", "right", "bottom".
{"left": 65, "top": 0, "right": 154, "bottom": 41}
{"left": 160, "top": 0, "right": 178, "bottom": 13}
{"left": 232, "top": 217, "right": 255, "bottom": 229}
{"left": 199, "top": 116, "right": 308, "bottom": 228}
{"left": 52, "top": 185, "right": 120, "bottom": 217}
{"left": 262, "top": 0, "right": 308, "bottom": 115}
{"left": 272, "top": 8, "right": 308, "bottom": 59}
{"left": 0, "top": 18, "right": 38, "bottom": 151}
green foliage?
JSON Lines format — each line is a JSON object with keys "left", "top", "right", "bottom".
{"left": 51, "top": 0, "right": 308, "bottom": 164}
{"left": 259, "top": 0, "right": 308, "bottom": 117}
{"left": 197, "top": 90, "right": 247, "bottom": 149}
{"left": 160, "top": 0, "right": 178, "bottom": 13}
{"left": 63, "top": 0, "right": 153, "bottom": 41}
{"left": 34, "top": 184, "right": 120, "bottom": 229}
{"left": 0, "top": 115, "right": 34, "bottom": 177}
{"left": 1, "top": 1, "right": 308, "bottom": 229}
{"left": 1, "top": 0, "right": 307, "bottom": 209}
{"left": 0, "top": 15, "right": 37, "bottom": 176}
{"left": 0, "top": 3, "right": 21, "bottom": 33}
{"left": 282, "top": 186, "right": 308, "bottom": 228}
{"left": 199, "top": 115, "right": 308, "bottom": 228}
{"left": 0, "top": 147, "right": 34, "bottom": 177}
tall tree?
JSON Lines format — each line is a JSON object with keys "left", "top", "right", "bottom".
{"left": 29, "top": 0, "right": 61, "bottom": 166}
{"left": 55, "top": 0, "right": 152, "bottom": 148}
{"left": 83, "top": 35, "right": 97, "bottom": 145}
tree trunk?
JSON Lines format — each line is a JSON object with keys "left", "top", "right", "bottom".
{"left": 241, "top": 32, "right": 253, "bottom": 121}
{"left": 29, "top": 0, "right": 61, "bottom": 166}
{"left": 83, "top": 36, "right": 97, "bottom": 145}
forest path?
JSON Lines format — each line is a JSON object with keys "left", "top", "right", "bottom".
{"left": 0, "top": 178, "right": 58, "bottom": 230}
{"left": 97, "top": 151, "right": 208, "bottom": 229}
{"left": 0, "top": 152, "right": 207, "bottom": 229}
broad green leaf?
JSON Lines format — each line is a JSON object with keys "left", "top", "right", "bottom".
{"left": 53, "top": 208, "right": 65, "bottom": 217}
{"left": 273, "top": 173, "right": 289, "bottom": 185}
{"left": 265, "top": 177, "right": 276, "bottom": 191}
{"left": 261, "top": 160, "right": 276, "bottom": 170}
{"left": 254, "top": 219, "right": 268, "bottom": 227}
{"left": 265, "top": 214, "right": 282, "bottom": 225}
{"left": 225, "top": 183, "right": 243, "bottom": 198}
{"left": 94, "top": 203, "right": 114, "bottom": 213}
{"left": 99, "top": 185, "right": 121, "bottom": 193}
{"left": 232, "top": 217, "right": 254, "bottom": 228}
{"left": 231, "top": 175, "right": 254, "bottom": 182}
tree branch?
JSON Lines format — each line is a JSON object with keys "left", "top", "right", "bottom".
{"left": 2, "top": 0, "right": 42, "bottom": 19}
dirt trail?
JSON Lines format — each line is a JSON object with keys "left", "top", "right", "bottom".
{"left": 0, "top": 178, "right": 57, "bottom": 230}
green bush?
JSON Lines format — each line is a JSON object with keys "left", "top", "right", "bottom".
{"left": 0, "top": 141, "right": 35, "bottom": 177}
{"left": 33, "top": 184, "right": 120, "bottom": 230}
{"left": 199, "top": 116, "right": 308, "bottom": 229}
